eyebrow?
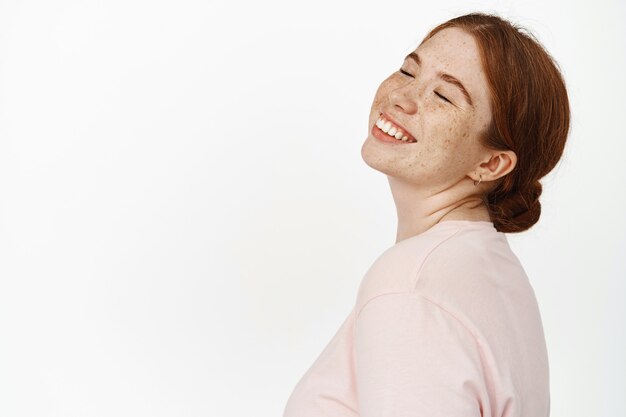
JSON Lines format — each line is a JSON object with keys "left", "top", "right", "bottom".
{"left": 404, "top": 52, "right": 474, "bottom": 107}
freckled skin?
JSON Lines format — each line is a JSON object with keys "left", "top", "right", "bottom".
{"left": 361, "top": 27, "right": 492, "bottom": 193}
{"left": 359, "top": 27, "right": 517, "bottom": 242}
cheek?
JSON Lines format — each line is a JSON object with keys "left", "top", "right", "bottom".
{"left": 370, "top": 91, "right": 385, "bottom": 113}
{"left": 426, "top": 107, "right": 471, "bottom": 145}
{"left": 410, "top": 114, "right": 475, "bottom": 170}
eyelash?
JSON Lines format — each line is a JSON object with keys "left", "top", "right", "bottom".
{"left": 399, "top": 69, "right": 452, "bottom": 104}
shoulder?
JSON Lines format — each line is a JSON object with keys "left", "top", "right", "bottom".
{"left": 355, "top": 221, "right": 525, "bottom": 321}
{"left": 354, "top": 221, "right": 472, "bottom": 314}
{"left": 416, "top": 222, "right": 527, "bottom": 308}
{"left": 414, "top": 223, "right": 537, "bottom": 341}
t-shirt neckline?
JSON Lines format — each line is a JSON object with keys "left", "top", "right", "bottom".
{"left": 397, "top": 220, "right": 496, "bottom": 245}
{"left": 436, "top": 220, "right": 494, "bottom": 227}
{"left": 430, "top": 220, "right": 496, "bottom": 232}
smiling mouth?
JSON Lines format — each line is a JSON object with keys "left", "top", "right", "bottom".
{"left": 375, "top": 114, "right": 417, "bottom": 143}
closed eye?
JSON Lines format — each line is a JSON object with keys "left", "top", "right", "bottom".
{"left": 400, "top": 67, "right": 452, "bottom": 105}
{"left": 435, "top": 91, "right": 451, "bottom": 104}
{"left": 400, "top": 68, "right": 452, "bottom": 104}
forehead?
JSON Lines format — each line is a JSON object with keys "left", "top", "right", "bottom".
{"left": 416, "top": 27, "right": 490, "bottom": 108}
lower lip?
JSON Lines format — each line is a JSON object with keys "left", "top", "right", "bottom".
{"left": 371, "top": 122, "right": 414, "bottom": 144}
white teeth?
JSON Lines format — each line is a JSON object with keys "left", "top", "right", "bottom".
{"left": 376, "top": 115, "right": 415, "bottom": 142}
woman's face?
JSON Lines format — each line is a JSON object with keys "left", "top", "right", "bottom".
{"left": 361, "top": 27, "right": 493, "bottom": 191}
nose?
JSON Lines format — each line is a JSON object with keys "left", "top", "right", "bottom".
{"left": 389, "top": 82, "right": 418, "bottom": 115}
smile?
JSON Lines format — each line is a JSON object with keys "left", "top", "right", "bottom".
{"left": 374, "top": 114, "right": 417, "bottom": 143}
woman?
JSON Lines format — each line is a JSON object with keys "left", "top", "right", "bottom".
{"left": 283, "top": 12, "right": 569, "bottom": 417}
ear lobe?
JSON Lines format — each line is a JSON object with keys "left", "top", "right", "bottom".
{"left": 481, "top": 150, "right": 517, "bottom": 181}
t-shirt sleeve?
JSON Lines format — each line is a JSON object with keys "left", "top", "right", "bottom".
{"left": 354, "top": 292, "right": 486, "bottom": 417}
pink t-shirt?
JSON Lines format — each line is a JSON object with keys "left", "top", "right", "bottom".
{"left": 283, "top": 220, "right": 550, "bottom": 417}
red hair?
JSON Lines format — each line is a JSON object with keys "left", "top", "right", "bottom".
{"left": 422, "top": 13, "right": 571, "bottom": 233}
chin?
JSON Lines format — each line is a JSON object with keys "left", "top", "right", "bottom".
{"left": 360, "top": 138, "right": 394, "bottom": 175}
{"left": 361, "top": 138, "right": 425, "bottom": 185}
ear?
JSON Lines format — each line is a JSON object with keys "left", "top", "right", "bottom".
{"left": 473, "top": 150, "right": 517, "bottom": 183}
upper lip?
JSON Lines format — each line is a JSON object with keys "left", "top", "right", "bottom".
{"left": 379, "top": 112, "right": 416, "bottom": 141}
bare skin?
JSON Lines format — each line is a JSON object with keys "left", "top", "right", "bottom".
{"left": 361, "top": 27, "right": 517, "bottom": 243}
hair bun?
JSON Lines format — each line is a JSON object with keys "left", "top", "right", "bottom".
{"left": 489, "top": 181, "right": 542, "bottom": 233}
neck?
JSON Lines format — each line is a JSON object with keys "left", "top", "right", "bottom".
{"left": 387, "top": 176, "right": 491, "bottom": 243}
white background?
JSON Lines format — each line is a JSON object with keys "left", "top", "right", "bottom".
{"left": 0, "top": 0, "right": 624, "bottom": 416}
